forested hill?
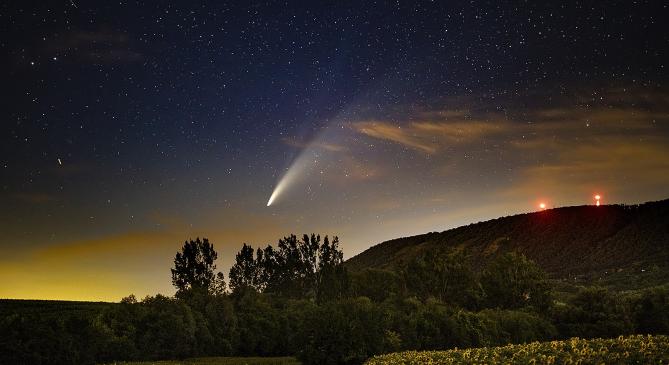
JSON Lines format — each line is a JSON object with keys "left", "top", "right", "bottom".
{"left": 346, "top": 199, "right": 669, "bottom": 279}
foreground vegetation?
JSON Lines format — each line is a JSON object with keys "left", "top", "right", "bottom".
{"left": 365, "top": 335, "right": 669, "bottom": 364}
{"left": 106, "top": 356, "right": 300, "bottom": 365}
{"left": 2, "top": 228, "right": 669, "bottom": 365}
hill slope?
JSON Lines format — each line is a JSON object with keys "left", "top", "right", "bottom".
{"left": 346, "top": 200, "right": 669, "bottom": 283}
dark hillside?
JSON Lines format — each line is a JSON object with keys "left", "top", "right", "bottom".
{"left": 346, "top": 200, "right": 669, "bottom": 281}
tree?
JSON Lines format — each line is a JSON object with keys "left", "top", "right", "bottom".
{"left": 229, "top": 234, "right": 347, "bottom": 300}
{"left": 316, "top": 236, "right": 349, "bottom": 302}
{"left": 228, "top": 243, "right": 259, "bottom": 293}
{"left": 552, "top": 286, "right": 634, "bottom": 338}
{"left": 633, "top": 286, "right": 669, "bottom": 334}
{"left": 296, "top": 297, "right": 388, "bottom": 365}
{"left": 171, "top": 238, "right": 225, "bottom": 298}
{"left": 135, "top": 295, "right": 198, "bottom": 360}
{"left": 351, "top": 268, "right": 402, "bottom": 302}
{"left": 480, "top": 252, "right": 552, "bottom": 311}
{"left": 403, "top": 249, "right": 481, "bottom": 308}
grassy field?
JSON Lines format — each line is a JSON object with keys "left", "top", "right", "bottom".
{"left": 103, "top": 357, "right": 300, "bottom": 365}
{"left": 365, "top": 335, "right": 669, "bottom": 364}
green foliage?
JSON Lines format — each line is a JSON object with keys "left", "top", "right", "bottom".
{"left": 476, "top": 309, "right": 557, "bottom": 344}
{"left": 390, "top": 298, "right": 462, "bottom": 350}
{"left": 632, "top": 286, "right": 669, "bottom": 334}
{"left": 0, "top": 311, "right": 110, "bottom": 365}
{"left": 365, "top": 335, "right": 669, "bottom": 365}
{"left": 552, "top": 287, "right": 634, "bottom": 338}
{"left": 316, "top": 262, "right": 350, "bottom": 303}
{"left": 106, "top": 357, "right": 301, "bottom": 364}
{"left": 127, "top": 295, "right": 198, "bottom": 360}
{"left": 351, "top": 269, "right": 402, "bottom": 302}
{"left": 480, "top": 252, "right": 552, "bottom": 312}
{"left": 402, "top": 249, "right": 481, "bottom": 308}
{"left": 552, "top": 286, "right": 634, "bottom": 339}
{"left": 201, "top": 295, "right": 238, "bottom": 356}
{"left": 296, "top": 297, "right": 389, "bottom": 365}
{"left": 629, "top": 285, "right": 669, "bottom": 334}
{"left": 232, "top": 291, "right": 284, "bottom": 356}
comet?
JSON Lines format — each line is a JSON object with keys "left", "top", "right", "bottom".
{"left": 267, "top": 176, "right": 289, "bottom": 206}
{"left": 266, "top": 148, "right": 320, "bottom": 206}
{"left": 265, "top": 118, "right": 350, "bottom": 206}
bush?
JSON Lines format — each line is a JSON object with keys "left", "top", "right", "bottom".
{"left": 351, "top": 269, "right": 402, "bottom": 303}
{"left": 296, "top": 297, "right": 389, "bottom": 365}
{"left": 552, "top": 287, "right": 634, "bottom": 339}
{"left": 480, "top": 252, "right": 552, "bottom": 312}
{"left": 631, "top": 286, "right": 669, "bottom": 334}
{"left": 477, "top": 309, "right": 556, "bottom": 345}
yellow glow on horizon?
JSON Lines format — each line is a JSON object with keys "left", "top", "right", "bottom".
{"left": 0, "top": 232, "right": 177, "bottom": 301}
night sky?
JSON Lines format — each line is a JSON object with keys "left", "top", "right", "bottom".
{"left": 1, "top": 1, "right": 668, "bottom": 301}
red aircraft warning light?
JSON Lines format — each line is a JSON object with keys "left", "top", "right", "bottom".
{"left": 594, "top": 194, "right": 601, "bottom": 206}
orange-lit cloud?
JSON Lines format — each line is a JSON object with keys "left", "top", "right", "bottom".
{"left": 353, "top": 120, "right": 438, "bottom": 154}
{"left": 352, "top": 113, "right": 513, "bottom": 154}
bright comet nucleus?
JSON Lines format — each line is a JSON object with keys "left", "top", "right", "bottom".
{"left": 266, "top": 184, "right": 282, "bottom": 206}
{"left": 265, "top": 120, "right": 350, "bottom": 207}
{"left": 266, "top": 148, "right": 318, "bottom": 206}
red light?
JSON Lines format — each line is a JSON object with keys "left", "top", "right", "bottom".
{"left": 539, "top": 203, "right": 546, "bottom": 210}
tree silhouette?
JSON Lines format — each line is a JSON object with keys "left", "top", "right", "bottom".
{"left": 228, "top": 243, "right": 259, "bottom": 293}
{"left": 171, "top": 237, "right": 225, "bottom": 298}
{"left": 228, "top": 234, "right": 347, "bottom": 299}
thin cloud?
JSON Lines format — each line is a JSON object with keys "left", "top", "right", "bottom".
{"left": 412, "top": 120, "right": 509, "bottom": 141}
{"left": 353, "top": 120, "right": 438, "bottom": 154}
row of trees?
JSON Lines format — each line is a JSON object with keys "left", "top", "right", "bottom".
{"left": 227, "top": 234, "right": 347, "bottom": 301}
{"left": 2, "top": 235, "right": 668, "bottom": 364}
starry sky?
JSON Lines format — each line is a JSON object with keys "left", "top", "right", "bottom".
{"left": 1, "top": 1, "right": 668, "bottom": 301}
